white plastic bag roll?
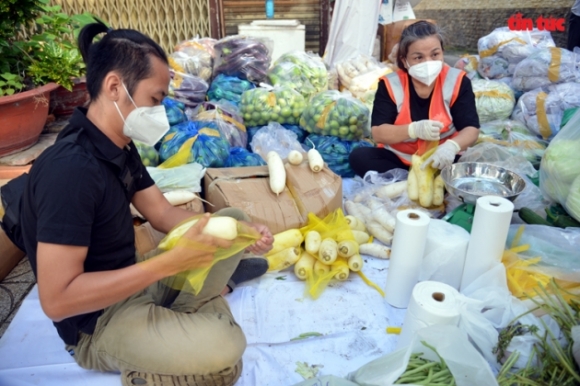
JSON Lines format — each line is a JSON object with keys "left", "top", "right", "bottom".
{"left": 385, "top": 209, "right": 431, "bottom": 308}
{"left": 420, "top": 220, "right": 470, "bottom": 290}
{"left": 397, "top": 281, "right": 461, "bottom": 349}
{"left": 460, "top": 196, "right": 514, "bottom": 291}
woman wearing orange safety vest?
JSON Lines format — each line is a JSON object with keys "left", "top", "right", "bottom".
{"left": 349, "top": 21, "right": 480, "bottom": 177}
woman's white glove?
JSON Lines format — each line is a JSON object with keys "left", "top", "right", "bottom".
{"left": 408, "top": 120, "right": 444, "bottom": 141}
{"left": 422, "top": 140, "right": 461, "bottom": 170}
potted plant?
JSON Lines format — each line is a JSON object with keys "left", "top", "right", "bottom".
{"left": 0, "top": 0, "right": 95, "bottom": 157}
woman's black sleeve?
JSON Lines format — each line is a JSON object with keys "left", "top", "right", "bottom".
{"left": 371, "top": 80, "right": 399, "bottom": 127}
{"left": 450, "top": 76, "right": 480, "bottom": 131}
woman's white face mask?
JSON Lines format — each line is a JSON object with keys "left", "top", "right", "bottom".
{"left": 406, "top": 60, "right": 443, "bottom": 86}
{"left": 113, "top": 83, "right": 170, "bottom": 147}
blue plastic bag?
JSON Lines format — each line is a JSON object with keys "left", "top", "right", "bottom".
{"left": 283, "top": 124, "right": 307, "bottom": 143}
{"left": 162, "top": 97, "right": 187, "bottom": 126}
{"left": 303, "top": 134, "right": 373, "bottom": 177}
{"left": 224, "top": 147, "right": 266, "bottom": 167}
{"left": 207, "top": 74, "right": 255, "bottom": 106}
{"left": 159, "top": 121, "right": 200, "bottom": 161}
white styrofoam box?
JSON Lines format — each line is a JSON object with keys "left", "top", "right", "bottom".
{"left": 238, "top": 20, "right": 306, "bottom": 63}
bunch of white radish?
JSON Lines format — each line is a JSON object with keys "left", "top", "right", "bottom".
{"left": 266, "top": 148, "right": 325, "bottom": 196}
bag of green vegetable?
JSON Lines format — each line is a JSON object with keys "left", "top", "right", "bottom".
{"left": 472, "top": 79, "right": 515, "bottom": 123}
{"left": 346, "top": 325, "right": 498, "bottom": 386}
{"left": 303, "top": 134, "right": 372, "bottom": 178}
{"left": 540, "top": 109, "right": 580, "bottom": 221}
{"left": 194, "top": 101, "right": 247, "bottom": 148}
{"left": 300, "top": 90, "right": 370, "bottom": 141}
{"left": 135, "top": 141, "right": 159, "bottom": 167}
{"left": 249, "top": 122, "right": 304, "bottom": 160}
{"left": 224, "top": 147, "right": 265, "bottom": 167}
{"left": 169, "top": 71, "right": 209, "bottom": 109}
{"left": 207, "top": 74, "right": 255, "bottom": 106}
{"left": 161, "top": 97, "right": 187, "bottom": 126}
{"left": 169, "top": 47, "right": 213, "bottom": 82}
{"left": 268, "top": 50, "right": 328, "bottom": 100}
{"left": 213, "top": 35, "right": 272, "bottom": 83}
{"left": 147, "top": 163, "right": 205, "bottom": 192}
{"left": 240, "top": 86, "right": 306, "bottom": 127}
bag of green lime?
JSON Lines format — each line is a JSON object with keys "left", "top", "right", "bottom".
{"left": 240, "top": 86, "right": 306, "bottom": 127}
{"left": 135, "top": 141, "right": 160, "bottom": 167}
{"left": 300, "top": 90, "right": 371, "bottom": 141}
{"left": 268, "top": 51, "right": 328, "bottom": 100}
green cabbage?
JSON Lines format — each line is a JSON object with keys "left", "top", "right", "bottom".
{"left": 540, "top": 139, "right": 580, "bottom": 203}
{"left": 565, "top": 174, "right": 580, "bottom": 222}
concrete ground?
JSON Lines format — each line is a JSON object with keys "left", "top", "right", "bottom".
{"left": 0, "top": 258, "right": 35, "bottom": 338}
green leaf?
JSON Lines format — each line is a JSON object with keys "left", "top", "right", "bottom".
{"left": 6, "top": 88, "right": 15, "bottom": 95}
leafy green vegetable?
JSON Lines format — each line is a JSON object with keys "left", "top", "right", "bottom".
{"left": 295, "top": 361, "right": 323, "bottom": 380}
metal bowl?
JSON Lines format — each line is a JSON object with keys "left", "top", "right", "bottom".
{"left": 440, "top": 162, "right": 526, "bottom": 204}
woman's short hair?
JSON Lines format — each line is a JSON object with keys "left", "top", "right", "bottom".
{"left": 396, "top": 21, "right": 445, "bottom": 71}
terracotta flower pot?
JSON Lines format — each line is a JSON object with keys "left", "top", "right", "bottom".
{"left": 0, "top": 83, "right": 59, "bottom": 157}
{"left": 49, "top": 77, "right": 90, "bottom": 117}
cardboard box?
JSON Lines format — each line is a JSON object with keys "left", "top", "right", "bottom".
{"left": 379, "top": 19, "right": 436, "bottom": 62}
{"left": 204, "top": 166, "right": 303, "bottom": 234}
{"left": 134, "top": 221, "right": 166, "bottom": 257}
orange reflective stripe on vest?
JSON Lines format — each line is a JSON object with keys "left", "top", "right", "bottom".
{"left": 378, "top": 65, "right": 465, "bottom": 165}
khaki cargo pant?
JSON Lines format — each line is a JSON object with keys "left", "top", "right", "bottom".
{"left": 65, "top": 208, "right": 248, "bottom": 377}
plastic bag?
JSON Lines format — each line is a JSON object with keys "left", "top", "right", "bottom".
{"left": 249, "top": 122, "right": 304, "bottom": 160}
{"left": 169, "top": 71, "right": 209, "bottom": 109}
{"left": 478, "top": 28, "right": 529, "bottom": 59}
{"left": 346, "top": 325, "right": 498, "bottom": 386}
{"left": 224, "top": 146, "right": 265, "bottom": 167}
{"left": 194, "top": 101, "right": 247, "bottom": 148}
{"left": 207, "top": 74, "right": 255, "bottom": 106}
{"left": 477, "top": 119, "right": 547, "bottom": 166}
{"left": 135, "top": 141, "right": 159, "bottom": 167}
{"left": 539, "top": 109, "right": 580, "bottom": 218}
{"left": 454, "top": 54, "right": 480, "bottom": 80}
{"left": 240, "top": 86, "right": 306, "bottom": 127}
{"left": 472, "top": 79, "right": 515, "bottom": 123}
{"left": 303, "top": 134, "right": 373, "bottom": 178}
{"left": 174, "top": 37, "right": 216, "bottom": 58}
{"left": 213, "top": 35, "right": 272, "bottom": 83}
{"left": 512, "top": 48, "right": 578, "bottom": 92}
{"left": 169, "top": 49, "right": 213, "bottom": 82}
{"left": 268, "top": 51, "right": 328, "bottom": 100}
{"left": 160, "top": 124, "right": 230, "bottom": 168}
{"left": 300, "top": 90, "right": 370, "bottom": 141}
{"left": 336, "top": 55, "right": 384, "bottom": 89}
{"left": 152, "top": 214, "right": 260, "bottom": 295}
{"left": 147, "top": 163, "right": 205, "bottom": 192}
{"left": 511, "top": 82, "right": 580, "bottom": 140}
{"left": 494, "top": 76, "right": 523, "bottom": 100}
{"left": 477, "top": 55, "right": 510, "bottom": 79}
{"left": 162, "top": 97, "right": 187, "bottom": 126}
{"left": 348, "top": 65, "right": 392, "bottom": 109}
{"left": 283, "top": 124, "right": 307, "bottom": 143}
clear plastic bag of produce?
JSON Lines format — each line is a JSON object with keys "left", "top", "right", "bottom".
{"left": 539, "top": 109, "right": 580, "bottom": 220}
{"left": 477, "top": 119, "right": 547, "bottom": 166}
{"left": 147, "top": 163, "right": 205, "bottom": 193}
{"left": 477, "top": 55, "right": 511, "bottom": 79}
{"left": 478, "top": 27, "right": 529, "bottom": 59}
{"left": 169, "top": 71, "right": 209, "bottom": 109}
{"left": 268, "top": 50, "right": 328, "bottom": 100}
{"left": 512, "top": 47, "right": 578, "bottom": 92}
{"left": 240, "top": 86, "right": 306, "bottom": 127}
{"left": 169, "top": 48, "right": 213, "bottom": 82}
{"left": 454, "top": 54, "right": 480, "bottom": 80}
{"left": 224, "top": 146, "right": 265, "bottom": 167}
{"left": 247, "top": 124, "right": 306, "bottom": 146}
{"left": 302, "top": 134, "right": 372, "bottom": 178}
{"left": 348, "top": 65, "right": 392, "bottom": 109}
{"left": 494, "top": 76, "right": 523, "bottom": 99}
{"left": 300, "top": 90, "right": 370, "bottom": 141}
{"left": 511, "top": 82, "right": 580, "bottom": 140}
{"left": 207, "top": 74, "right": 255, "bottom": 106}
{"left": 213, "top": 35, "right": 272, "bottom": 83}
{"left": 135, "top": 141, "right": 159, "bottom": 167}
{"left": 335, "top": 54, "right": 384, "bottom": 90}
{"left": 194, "top": 101, "right": 247, "bottom": 148}
{"left": 161, "top": 97, "right": 187, "bottom": 126}
{"left": 249, "top": 121, "right": 304, "bottom": 160}
{"left": 174, "top": 37, "right": 217, "bottom": 58}
{"left": 472, "top": 79, "right": 515, "bottom": 123}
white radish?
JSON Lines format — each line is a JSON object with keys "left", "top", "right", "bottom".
{"left": 266, "top": 247, "right": 301, "bottom": 272}
{"left": 287, "top": 150, "right": 304, "bottom": 165}
{"left": 407, "top": 168, "right": 419, "bottom": 201}
{"left": 305, "top": 230, "right": 322, "bottom": 255}
{"left": 347, "top": 254, "right": 364, "bottom": 272}
{"left": 375, "top": 181, "right": 408, "bottom": 200}
{"left": 268, "top": 229, "right": 304, "bottom": 256}
{"left": 352, "top": 230, "right": 371, "bottom": 245}
{"left": 294, "top": 251, "right": 316, "bottom": 280}
{"left": 345, "top": 215, "right": 366, "bottom": 232}
{"left": 338, "top": 240, "right": 359, "bottom": 258}
{"left": 307, "top": 138, "right": 324, "bottom": 172}
{"left": 314, "top": 259, "right": 331, "bottom": 276}
{"left": 366, "top": 198, "right": 396, "bottom": 233}
{"left": 267, "top": 151, "right": 286, "bottom": 195}
{"left": 433, "top": 174, "right": 445, "bottom": 206}
{"left": 164, "top": 190, "right": 197, "bottom": 206}
{"left": 359, "top": 243, "right": 391, "bottom": 259}
{"left": 158, "top": 216, "right": 238, "bottom": 250}
{"left": 318, "top": 238, "right": 338, "bottom": 264}
{"left": 345, "top": 200, "right": 365, "bottom": 220}
{"left": 331, "top": 259, "right": 350, "bottom": 281}
{"left": 366, "top": 221, "right": 393, "bottom": 245}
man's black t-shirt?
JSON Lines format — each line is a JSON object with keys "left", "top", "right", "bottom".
{"left": 20, "top": 108, "right": 154, "bottom": 346}
{"left": 370, "top": 72, "right": 480, "bottom": 130}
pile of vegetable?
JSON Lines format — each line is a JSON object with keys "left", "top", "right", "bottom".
{"left": 194, "top": 101, "right": 247, "bottom": 148}
{"left": 472, "top": 79, "right": 516, "bottom": 123}
{"left": 407, "top": 147, "right": 445, "bottom": 209}
{"left": 263, "top": 147, "right": 323, "bottom": 196}
{"left": 135, "top": 141, "right": 159, "bottom": 167}
{"left": 268, "top": 51, "right": 328, "bottom": 100}
{"left": 213, "top": 35, "right": 271, "bottom": 83}
{"left": 394, "top": 350, "right": 457, "bottom": 385}
{"left": 207, "top": 74, "right": 255, "bottom": 106}
{"left": 169, "top": 71, "right": 209, "bottom": 109}
{"left": 336, "top": 55, "right": 384, "bottom": 90}
{"left": 169, "top": 42, "right": 214, "bottom": 82}
{"left": 300, "top": 90, "right": 370, "bottom": 141}
{"left": 303, "top": 134, "right": 373, "bottom": 178}
{"left": 240, "top": 86, "right": 306, "bottom": 127}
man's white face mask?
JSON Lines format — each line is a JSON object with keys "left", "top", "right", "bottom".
{"left": 406, "top": 60, "right": 443, "bottom": 86}
{"left": 113, "top": 83, "right": 170, "bottom": 147}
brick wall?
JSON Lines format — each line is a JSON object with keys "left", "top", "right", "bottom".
{"left": 413, "top": 0, "right": 572, "bottom": 51}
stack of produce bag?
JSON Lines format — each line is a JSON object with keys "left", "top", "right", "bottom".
{"left": 268, "top": 51, "right": 328, "bottom": 100}
{"left": 135, "top": 141, "right": 159, "bottom": 167}
{"left": 161, "top": 97, "right": 187, "bottom": 127}
{"left": 194, "top": 101, "right": 247, "bottom": 148}
{"left": 477, "top": 119, "right": 547, "bottom": 166}
{"left": 207, "top": 74, "right": 255, "bottom": 106}
{"left": 247, "top": 123, "right": 307, "bottom": 148}
{"left": 472, "top": 79, "right": 515, "bottom": 123}
{"left": 335, "top": 55, "right": 392, "bottom": 108}
{"left": 159, "top": 121, "right": 230, "bottom": 168}
{"left": 240, "top": 86, "right": 306, "bottom": 127}
{"left": 224, "top": 147, "right": 265, "bottom": 167}
{"left": 213, "top": 35, "right": 271, "bottom": 83}
{"left": 170, "top": 37, "right": 217, "bottom": 82}
{"left": 169, "top": 71, "right": 209, "bottom": 110}
{"left": 303, "top": 134, "right": 372, "bottom": 177}
{"left": 511, "top": 82, "right": 580, "bottom": 140}
{"left": 300, "top": 90, "right": 370, "bottom": 141}
{"left": 453, "top": 54, "right": 480, "bottom": 79}
{"left": 249, "top": 122, "right": 304, "bottom": 160}
{"left": 512, "top": 47, "right": 578, "bottom": 92}
{"left": 540, "top": 109, "right": 580, "bottom": 221}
